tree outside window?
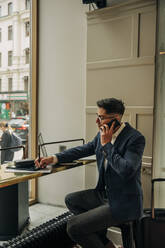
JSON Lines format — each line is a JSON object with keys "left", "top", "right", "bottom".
{"left": 8, "top": 78, "right": 12, "bottom": 91}
{"left": 8, "top": 25, "right": 13, "bottom": 40}
{"left": 25, "top": 22, "right": 30, "bottom": 37}
{"left": 8, "top": 2, "right": 13, "bottom": 15}
{"left": 8, "top": 51, "right": 13, "bottom": 66}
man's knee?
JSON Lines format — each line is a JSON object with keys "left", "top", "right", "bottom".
{"left": 65, "top": 193, "right": 73, "bottom": 208}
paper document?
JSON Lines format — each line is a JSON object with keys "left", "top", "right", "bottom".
{"left": 5, "top": 165, "right": 52, "bottom": 174}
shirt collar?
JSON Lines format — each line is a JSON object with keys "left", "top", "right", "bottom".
{"left": 112, "top": 122, "right": 126, "bottom": 139}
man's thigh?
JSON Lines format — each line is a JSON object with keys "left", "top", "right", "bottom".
{"left": 65, "top": 189, "right": 105, "bottom": 214}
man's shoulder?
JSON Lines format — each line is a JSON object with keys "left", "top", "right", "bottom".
{"left": 126, "top": 122, "right": 143, "bottom": 134}
{"left": 124, "top": 123, "right": 145, "bottom": 142}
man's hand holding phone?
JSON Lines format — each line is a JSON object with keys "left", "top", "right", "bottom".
{"left": 100, "top": 119, "right": 120, "bottom": 146}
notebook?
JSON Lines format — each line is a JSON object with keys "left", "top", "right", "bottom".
{"left": 5, "top": 158, "right": 52, "bottom": 173}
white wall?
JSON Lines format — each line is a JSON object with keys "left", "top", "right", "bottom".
{"left": 38, "top": 0, "right": 87, "bottom": 206}
{"left": 85, "top": 0, "right": 156, "bottom": 208}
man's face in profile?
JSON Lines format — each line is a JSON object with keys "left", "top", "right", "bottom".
{"left": 96, "top": 107, "right": 118, "bottom": 129}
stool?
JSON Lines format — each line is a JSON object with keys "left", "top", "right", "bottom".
{"left": 116, "top": 220, "right": 138, "bottom": 248}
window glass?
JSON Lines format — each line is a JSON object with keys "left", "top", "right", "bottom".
{"left": 8, "top": 2, "right": 13, "bottom": 15}
{"left": 0, "top": 28, "right": 2, "bottom": 42}
{"left": 25, "top": 0, "right": 30, "bottom": 10}
{"left": 25, "top": 21, "right": 30, "bottom": 37}
{"left": 24, "top": 76, "right": 28, "bottom": 91}
{"left": 0, "top": 52, "right": 2, "bottom": 67}
{"left": 8, "top": 25, "right": 13, "bottom": 40}
{"left": 0, "top": 0, "right": 31, "bottom": 161}
{"left": 8, "top": 51, "right": 12, "bottom": 66}
{"left": 25, "top": 48, "right": 30, "bottom": 64}
{"left": 0, "top": 0, "right": 37, "bottom": 203}
{"left": 8, "top": 78, "right": 12, "bottom": 91}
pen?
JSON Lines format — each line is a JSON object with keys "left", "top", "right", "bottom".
{"left": 38, "top": 145, "right": 41, "bottom": 163}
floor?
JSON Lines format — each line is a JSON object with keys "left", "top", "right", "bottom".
{"left": 0, "top": 203, "right": 123, "bottom": 247}
{"left": 28, "top": 203, "right": 68, "bottom": 230}
{"left": 0, "top": 203, "right": 68, "bottom": 246}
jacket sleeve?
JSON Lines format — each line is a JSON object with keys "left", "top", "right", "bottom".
{"left": 102, "top": 135, "right": 145, "bottom": 180}
{"left": 56, "top": 135, "right": 98, "bottom": 163}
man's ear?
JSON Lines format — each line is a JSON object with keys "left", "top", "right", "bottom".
{"left": 116, "top": 115, "right": 122, "bottom": 122}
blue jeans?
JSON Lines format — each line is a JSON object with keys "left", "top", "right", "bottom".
{"left": 65, "top": 189, "right": 121, "bottom": 248}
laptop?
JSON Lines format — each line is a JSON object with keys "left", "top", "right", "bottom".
{"left": 38, "top": 132, "right": 48, "bottom": 157}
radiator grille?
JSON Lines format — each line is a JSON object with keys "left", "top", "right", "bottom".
{"left": 2, "top": 211, "right": 75, "bottom": 248}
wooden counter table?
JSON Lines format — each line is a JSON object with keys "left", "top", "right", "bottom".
{"left": 0, "top": 159, "right": 96, "bottom": 240}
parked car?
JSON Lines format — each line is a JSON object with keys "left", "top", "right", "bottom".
{"left": 8, "top": 117, "right": 29, "bottom": 144}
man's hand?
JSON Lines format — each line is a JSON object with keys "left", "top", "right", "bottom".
{"left": 100, "top": 121, "right": 115, "bottom": 146}
{"left": 35, "top": 156, "right": 55, "bottom": 169}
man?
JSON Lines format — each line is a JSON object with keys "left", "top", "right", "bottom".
{"left": 35, "top": 98, "right": 145, "bottom": 248}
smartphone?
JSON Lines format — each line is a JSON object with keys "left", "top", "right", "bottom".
{"left": 107, "top": 118, "right": 120, "bottom": 130}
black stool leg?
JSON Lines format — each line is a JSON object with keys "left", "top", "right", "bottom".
{"left": 120, "top": 223, "right": 134, "bottom": 248}
{"left": 133, "top": 220, "right": 142, "bottom": 248}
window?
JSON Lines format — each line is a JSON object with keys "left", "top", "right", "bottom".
{"left": 8, "top": 51, "right": 13, "bottom": 66}
{"left": 0, "top": 79, "right": 1, "bottom": 92}
{"left": 8, "top": 78, "right": 12, "bottom": 91}
{"left": 25, "top": 0, "right": 30, "bottom": 10}
{"left": 0, "top": 0, "right": 37, "bottom": 204}
{"left": 8, "top": 2, "right": 13, "bottom": 15}
{"left": 0, "top": 52, "right": 2, "bottom": 67}
{"left": 25, "top": 48, "right": 30, "bottom": 64}
{"left": 0, "top": 28, "right": 2, "bottom": 42}
{"left": 25, "top": 22, "right": 30, "bottom": 37}
{"left": 8, "top": 25, "right": 13, "bottom": 40}
{"left": 0, "top": 6, "right": 2, "bottom": 17}
{"left": 24, "top": 76, "right": 28, "bottom": 91}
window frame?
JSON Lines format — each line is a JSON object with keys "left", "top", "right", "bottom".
{"left": 29, "top": 0, "right": 38, "bottom": 205}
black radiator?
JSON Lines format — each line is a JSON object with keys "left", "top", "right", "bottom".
{"left": 2, "top": 211, "right": 76, "bottom": 248}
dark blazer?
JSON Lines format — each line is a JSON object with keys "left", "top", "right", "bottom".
{"left": 56, "top": 123, "right": 145, "bottom": 222}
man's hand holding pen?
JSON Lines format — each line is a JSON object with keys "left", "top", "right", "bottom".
{"left": 35, "top": 156, "right": 56, "bottom": 169}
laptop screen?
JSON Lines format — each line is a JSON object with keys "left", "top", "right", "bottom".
{"left": 38, "top": 132, "right": 48, "bottom": 157}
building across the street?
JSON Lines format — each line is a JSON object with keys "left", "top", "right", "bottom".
{"left": 0, "top": 0, "right": 30, "bottom": 120}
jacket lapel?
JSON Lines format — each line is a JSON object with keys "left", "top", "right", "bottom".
{"left": 113, "top": 122, "right": 133, "bottom": 149}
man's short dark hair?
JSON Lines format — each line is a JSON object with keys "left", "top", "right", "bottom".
{"left": 97, "top": 98, "right": 125, "bottom": 115}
